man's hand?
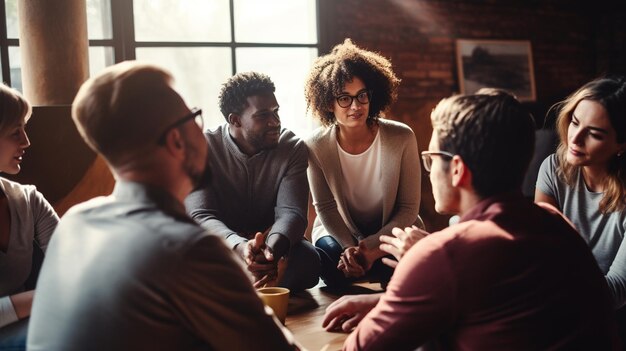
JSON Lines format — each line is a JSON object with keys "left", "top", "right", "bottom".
{"left": 379, "top": 226, "right": 429, "bottom": 268}
{"left": 236, "top": 232, "right": 278, "bottom": 284}
{"left": 322, "top": 293, "right": 382, "bottom": 332}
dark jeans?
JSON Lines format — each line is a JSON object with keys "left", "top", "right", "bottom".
{"left": 315, "top": 236, "right": 394, "bottom": 289}
{"left": 278, "top": 239, "right": 321, "bottom": 292}
{"left": 0, "top": 318, "right": 28, "bottom": 351}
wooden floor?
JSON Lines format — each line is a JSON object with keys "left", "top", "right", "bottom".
{"left": 285, "top": 282, "right": 383, "bottom": 351}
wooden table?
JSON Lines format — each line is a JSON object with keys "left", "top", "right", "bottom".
{"left": 285, "top": 282, "right": 383, "bottom": 351}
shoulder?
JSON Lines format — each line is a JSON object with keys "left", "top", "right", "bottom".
{"left": 204, "top": 123, "right": 228, "bottom": 146}
{"left": 379, "top": 118, "right": 415, "bottom": 138}
{"left": 305, "top": 125, "right": 335, "bottom": 157}
{"left": 278, "top": 128, "right": 305, "bottom": 149}
{"left": 1, "top": 177, "right": 47, "bottom": 208}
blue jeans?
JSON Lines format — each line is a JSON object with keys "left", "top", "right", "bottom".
{"left": 0, "top": 318, "right": 28, "bottom": 351}
{"left": 315, "top": 236, "right": 393, "bottom": 289}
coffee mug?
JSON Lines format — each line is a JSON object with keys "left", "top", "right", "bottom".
{"left": 257, "top": 287, "right": 290, "bottom": 324}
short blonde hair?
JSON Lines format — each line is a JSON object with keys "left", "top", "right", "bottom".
{"left": 72, "top": 61, "right": 178, "bottom": 166}
{"left": 0, "top": 84, "right": 32, "bottom": 136}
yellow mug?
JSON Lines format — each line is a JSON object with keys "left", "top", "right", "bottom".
{"left": 257, "top": 287, "right": 290, "bottom": 324}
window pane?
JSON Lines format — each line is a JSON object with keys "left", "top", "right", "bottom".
{"left": 88, "top": 47, "right": 115, "bottom": 76}
{"left": 134, "top": 0, "right": 231, "bottom": 42}
{"left": 236, "top": 47, "right": 318, "bottom": 137}
{"left": 234, "top": 0, "right": 317, "bottom": 44}
{"left": 87, "top": 0, "right": 113, "bottom": 39}
{"left": 5, "top": 0, "right": 19, "bottom": 39}
{"left": 9, "top": 47, "right": 22, "bottom": 92}
{"left": 136, "top": 47, "right": 232, "bottom": 129}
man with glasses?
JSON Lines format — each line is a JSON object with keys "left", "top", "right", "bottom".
{"left": 27, "top": 62, "right": 298, "bottom": 350}
{"left": 322, "top": 92, "right": 618, "bottom": 349}
{"left": 186, "top": 71, "right": 320, "bottom": 291}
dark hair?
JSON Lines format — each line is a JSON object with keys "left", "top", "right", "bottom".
{"left": 554, "top": 76, "right": 626, "bottom": 212}
{"left": 430, "top": 92, "right": 536, "bottom": 198}
{"left": 218, "top": 71, "right": 275, "bottom": 121}
{"left": 304, "top": 39, "right": 400, "bottom": 127}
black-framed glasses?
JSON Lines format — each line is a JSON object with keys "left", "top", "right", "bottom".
{"left": 421, "top": 151, "right": 455, "bottom": 172}
{"left": 157, "top": 108, "right": 203, "bottom": 145}
{"left": 335, "top": 90, "right": 372, "bottom": 108}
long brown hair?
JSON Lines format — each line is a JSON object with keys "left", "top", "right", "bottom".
{"left": 554, "top": 76, "right": 626, "bottom": 213}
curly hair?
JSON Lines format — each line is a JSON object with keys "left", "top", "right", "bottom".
{"left": 304, "top": 39, "right": 400, "bottom": 127}
{"left": 218, "top": 71, "right": 275, "bottom": 121}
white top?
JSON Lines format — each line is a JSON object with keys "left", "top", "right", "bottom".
{"left": 337, "top": 131, "right": 383, "bottom": 235}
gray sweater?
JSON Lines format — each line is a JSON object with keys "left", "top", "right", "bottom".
{"left": 1, "top": 177, "right": 58, "bottom": 327}
{"left": 185, "top": 125, "right": 309, "bottom": 249}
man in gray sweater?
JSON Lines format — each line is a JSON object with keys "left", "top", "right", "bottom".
{"left": 186, "top": 72, "right": 320, "bottom": 291}
{"left": 27, "top": 62, "right": 298, "bottom": 350}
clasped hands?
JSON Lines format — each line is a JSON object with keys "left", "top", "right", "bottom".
{"left": 323, "top": 225, "right": 429, "bottom": 333}
{"left": 236, "top": 230, "right": 289, "bottom": 288}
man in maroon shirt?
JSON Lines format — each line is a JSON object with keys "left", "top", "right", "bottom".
{"left": 323, "top": 92, "right": 619, "bottom": 350}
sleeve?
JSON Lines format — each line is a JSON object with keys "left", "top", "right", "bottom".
{"left": 170, "top": 235, "right": 297, "bottom": 351}
{"left": 344, "top": 235, "right": 457, "bottom": 351}
{"left": 605, "top": 223, "right": 626, "bottom": 309}
{"left": 269, "top": 140, "right": 309, "bottom": 247}
{"left": 536, "top": 154, "right": 558, "bottom": 199}
{"left": 308, "top": 144, "right": 357, "bottom": 249}
{"left": 362, "top": 128, "right": 421, "bottom": 249}
{"left": 29, "top": 188, "right": 59, "bottom": 252}
{"left": 0, "top": 296, "right": 19, "bottom": 328}
{"left": 185, "top": 186, "right": 246, "bottom": 250}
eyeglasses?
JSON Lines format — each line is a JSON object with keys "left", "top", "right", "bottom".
{"left": 421, "top": 151, "right": 455, "bottom": 172}
{"left": 157, "top": 108, "right": 203, "bottom": 145}
{"left": 335, "top": 90, "right": 372, "bottom": 108}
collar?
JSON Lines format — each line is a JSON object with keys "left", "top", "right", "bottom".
{"left": 112, "top": 180, "right": 193, "bottom": 224}
{"left": 458, "top": 191, "right": 526, "bottom": 223}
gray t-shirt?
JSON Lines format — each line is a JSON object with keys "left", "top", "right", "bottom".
{"left": 537, "top": 154, "right": 626, "bottom": 308}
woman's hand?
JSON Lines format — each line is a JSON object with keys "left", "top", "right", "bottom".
{"left": 337, "top": 246, "right": 366, "bottom": 278}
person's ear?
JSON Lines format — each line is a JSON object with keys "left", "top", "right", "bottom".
{"left": 450, "top": 155, "right": 472, "bottom": 188}
{"left": 163, "top": 128, "right": 185, "bottom": 159}
{"left": 617, "top": 143, "right": 626, "bottom": 157}
{"left": 228, "top": 113, "right": 241, "bottom": 127}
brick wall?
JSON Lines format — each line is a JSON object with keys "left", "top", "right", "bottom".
{"left": 319, "top": 0, "right": 626, "bottom": 230}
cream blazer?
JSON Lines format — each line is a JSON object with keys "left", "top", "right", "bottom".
{"left": 306, "top": 118, "right": 421, "bottom": 249}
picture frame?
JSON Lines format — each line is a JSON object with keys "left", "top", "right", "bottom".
{"left": 456, "top": 39, "right": 536, "bottom": 101}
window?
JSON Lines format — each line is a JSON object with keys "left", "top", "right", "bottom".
{"left": 129, "top": 0, "right": 319, "bottom": 136}
{"left": 1, "top": 0, "right": 320, "bottom": 137}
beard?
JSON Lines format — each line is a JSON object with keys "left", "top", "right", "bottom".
{"left": 248, "top": 127, "right": 280, "bottom": 153}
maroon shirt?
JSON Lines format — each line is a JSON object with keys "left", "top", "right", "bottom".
{"left": 345, "top": 193, "right": 618, "bottom": 350}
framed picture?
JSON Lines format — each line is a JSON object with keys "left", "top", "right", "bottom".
{"left": 456, "top": 39, "right": 536, "bottom": 101}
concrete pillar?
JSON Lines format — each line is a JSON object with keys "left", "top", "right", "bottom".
{"left": 18, "top": 0, "right": 89, "bottom": 105}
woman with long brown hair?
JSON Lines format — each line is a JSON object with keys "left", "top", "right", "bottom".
{"left": 536, "top": 76, "right": 626, "bottom": 308}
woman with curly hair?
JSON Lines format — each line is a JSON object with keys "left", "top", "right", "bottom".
{"left": 304, "top": 39, "right": 422, "bottom": 288}
{"left": 535, "top": 76, "right": 626, "bottom": 308}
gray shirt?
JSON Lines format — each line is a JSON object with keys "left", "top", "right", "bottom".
{"left": 0, "top": 177, "right": 58, "bottom": 297}
{"left": 27, "top": 181, "right": 295, "bottom": 351}
{"left": 185, "top": 124, "right": 309, "bottom": 249}
{"left": 537, "top": 154, "right": 626, "bottom": 308}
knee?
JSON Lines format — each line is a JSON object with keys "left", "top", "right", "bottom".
{"left": 282, "top": 240, "right": 321, "bottom": 291}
